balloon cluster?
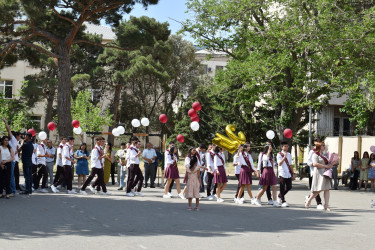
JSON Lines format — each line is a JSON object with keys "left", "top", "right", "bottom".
{"left": 265, "top": 128, "right": 293, "bottom": 140}
{"left": 189, "top": 102, "right": 201, "bottom": 132}
{"left": 131, "top": 118, "right": 150, "bottom": 128}
{"left": 72, "top": 120, "right": 82, "bottom": 135}
{"left": 112, "top": 126, "right": 125, "bottom": 137}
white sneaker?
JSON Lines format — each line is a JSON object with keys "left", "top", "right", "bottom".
{"left": 167, "top": 192, "right": 172, "bottom": 197}
{"left": 250, "top": 198, "right": 256, "bottom": 205}
{"left": 238, "top": 198, "right": 244, "bottom": 205}
{"left": 207, "top": 195, "right": 214, "bottom": 200}
{"left": 277, "top": 197, "right": 282, "bottom": 204}
{"left": 273, "top": 201, "right": 281, "bottom": 207}
{"left": 32, "top": 187, "right": 35, "bottom": 192}
{"left": 281, "top": 202, "right": 289, "bottom": 207}
{"left": 89, "top": 186, "right": 96, "bottom": 193}
{"left": 217, "top": 198, "right": 224, "bottom": 203}
{"left": 267, "top": 200, "right": 274, "bottom": 205}
{"left": 135, "top": 192, "right": 144, "bottom": 197}
{"left": 240, "top": 197, "right": 245, "bottom": 203}
{"left": 126, "top": 192, "right": 135, "bottom": 197}
{"left": 51, "top": 185, "right": 59, "bottom": 193}
{"left": 163, "top": 194, "right": 171, "bottom": 199}
{"left": 234, "top": 198, "right": 239, "bottom": 203}
{"left": 68, "top": 190, "right": 77, "bottom": 194}
{"left": 214, "top": 194, "right": 218, "bottom": 200}
{"left": 199, "top": 194, "right": 203, "bottom": 198}
{"left": 40, "top": 188, "right": 49, "bottom": 193}
{"left": 254, "top": 199, "right": 262, "bottom": 206}
{"left": 131, "top": 189, "right": 136, "bottom": 195}
{"left": 102, "top": 192, "right": 111, "bottom": 195}
{"left": 179, "top": 193, "right": 186, "bottom": 199}
{"left": 80, "top": 190, "right": 88, "bottom": 195}
{"left": 317, "top": 204, "right": 324, "bottom": 210}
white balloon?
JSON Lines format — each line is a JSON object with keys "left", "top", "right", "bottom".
{"left": 190, "top": 121, "right": 200, "bottom": 131}
{"left": 112, "top": 128, "right": 120, "bottom": 137}
{"left": 266, "top": 130, "right": 275, "bottom": 140}
{"left": 131, "top": 119, "right": 141, "bottom": 128}
{"left": 38, "top": 131, "right": 47, "bottom": 140}
{"left": 74, "top": 127, "right": 82, "bottom": 135}
{"left": 117, "top": 126, "right": 125, "bottom": 134}
{"left": 141, "top": 117, "right": 150, "bottom": 127}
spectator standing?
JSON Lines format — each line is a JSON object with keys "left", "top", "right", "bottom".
{"left": 45, "top": 140, "right": 56, "bottom": 187}
{"left": 359, "top": 151, "right": 370, "bottom": 191}
{"left": 0, "top": 136, "right": 15, "bottom": 199}
{"left": 153, "top": 145, "right": 163, "bottom": 186}
{"left": 110, "top": 147, "right": 117, "bottom": 185}
{"left": 350, "top": 151, "right": 360, "bottom": 190}
{"left": 18, "top": 133, "right": 34, "bottom": 195}
{"left": 142, "top": 143, "right": 157, "bottom": 188}
{"left": 116, "top": 143, "right": 128, "bottom": 190}
{"left": 74, "top": 143, "right": 90, "bottom": 189}
{"left": 103, "top": 142, "right": 113, "bottom": 184}
{"left": 368, "top": 153, "right": 375, "bottom": 192}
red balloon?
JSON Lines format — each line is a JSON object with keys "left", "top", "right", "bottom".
{"left": 28, "top": 129, "right": 36, "bottom": 137}
{"left": 284, "top": 128, "right": 293, "bottom": 139}
{"left": 177, "top": 134, "right": 185, "bottom": 143}
{"left": 191, "top": 116, "right": 199, "bottom": 122}
{"left": 188, "top": 109, "right": 197, "bottom": 118}
{"left": 72, "top": 119, "right": 80, "bottom": 128}
{"left": 159, "top": 114, "right": 168, "bottom": 123}
{"left": 192, "top": 102, "right": 202, "bottom": 111}
{"left": 47, "top": 122, "right": 56, "bottom": 131}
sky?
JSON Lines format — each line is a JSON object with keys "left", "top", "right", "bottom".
{"left": 103, "top": 0, "right": 194, "bottom": 41}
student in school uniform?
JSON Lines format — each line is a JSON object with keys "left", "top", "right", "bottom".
{"left": 34, "top": 138, "right": 49, "bottom": 193}
{"left": 163, "top": 146, "right": 184, "bottom": 199}
{"left": 233, "top": 145, "right": 243, "bottom": 202}
{"left": 205, "top": 144, "right": 217, "bottom": 200}
{"left": 214, "top": 147, "right": 228, "bottom": 203}
{"left": 125, "top": 138, "right": 144, "bottom": 197}
{"left": 164, "top": 141, "right": 176, "bottom": 197}
{"left": 277, "top": 142, "right": 294, "bottom": 207}
{"left": 254, "top": 144, "right": 281, "bottom": 207}
{"left": 53, "top": 137, "right": 67, "bottom": 189}
{"left": 235, "top": 144, "right": 258, "bottom": 205}
{"left": 257, "top": 141, "right": 273, "bottom": 205}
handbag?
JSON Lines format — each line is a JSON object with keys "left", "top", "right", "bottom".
{"left": 323, "top": 169, "right": 332, "bottom": 179}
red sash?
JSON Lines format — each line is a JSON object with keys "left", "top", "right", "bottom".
{"left": 216, "top": 153, "right": 225, "bottom": 165}
{"left": 209, "top": 151, "right": 214, "bottom": 161}
{"left": 279, "top": 151, "right": 294, "bottom": 176}
{"left": 195, "top": 152, "right": 201, "bottom": 164}
{"left": 130, "top": 147, "right": 139, "bottom": 153}
{"left": 242, "top": 152, "right": 253, "bottom": 170}
{"left": 314, "top": 151, "right": 329, "bottom": 165}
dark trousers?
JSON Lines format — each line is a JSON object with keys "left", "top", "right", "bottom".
{"left": 82, "top": 168, "right": 107, "bottom": 193}
{"left": 144, "top": 162, "right": 155, "bottom": 186}
{"left": 53, "top": 165, "right": 64, "bottom": 184}
{"left": 111, "top": 163, "right": 116, "bottom": 185}
{"left": 235, "top": 174, "right": 244, "bottom": 198}
{"left": 206, "top": 172, "right": 217, "bottom": 197}
{"left": 0, "top": 162, "right": 12, "bottom": 195}
{"left": 278, "top": 176, "right": 292, "bottom": 203}
{"left": 14, "top": 161, "right": 20, "bottom": 190}
{"left": 200, "top": 171, "right": 205, "bottom": 192}
{"left": 33, "top": 164, "right": 48, "bottom": 189}
{"left": 127, "top": 164, "right": 144, "bottom": 193}
{"left": 169, "top": 179, "right": 174, "bottom": 193}
{"left": 23, "top": 161, "right": 33, "bottom": 194}
{"left": 152, "top": 163, "right": 158, "bottom": 183}
{"left": 54, "top": 165, "right": 73, "bottom": 191}
{"left": 351, "top": 170, "right": 360, "bottom": 190}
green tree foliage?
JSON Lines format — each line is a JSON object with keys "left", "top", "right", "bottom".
{"left": 0, "top": 0, "right": 159, "bottom": 137}
{"left": 182, "top": 0, "right": 375, "bottom": 145}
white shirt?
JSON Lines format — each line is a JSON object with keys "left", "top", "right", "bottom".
{"left": 32, "top": 143, "right": 38, "bottom": 165}
{"left": 0, "top": 147, "right": 12, "bottom": 161}
{"left": 62, "top": 144, "right": 73, "bottom": 166}
{"left": 166, "top": 153, "right": 177, "bottom": 166}
{"left": 239, "top": 152, "right": 256, "bottom": 171}
{"left": 307, "top": 149, "right": 315, "bottom": 173}
{"left": 56, "top": 143, "right": 64, "bottom": 166}
{"left": 206, "top": 150, "right": 215, "bottom": 173}
{"left": 37, "top": 143, "right": 47, "bottom": 166}
{"left": 9, "top": 136, "right": 18, "bottom": 162}
{"left": 126, "top": 146, "right": 140, "bottom": 165}
{"left": 262, "top": 154, "right": 274, "bottom": 168}
{"left": 184, "top": 156, "right": 191, "bottom": 169}
{"left": 142, "top": 148, "right": 157, "bottom": 163}
{"left": 164, "top": 148, "right": 171, "bottom": 169}
{"left": 196, "top": 148, "right": 204, "bottom": 169}
{"left": 277, "top": 151, "right": 293, "bottom": 178}
{"left": 214, "top": 152, "right": 226, "bottom": 170}
{"left": 233, "top": 154, "right": 241, "bottom": 174}
{"left": 116, "top": 149, "right": 126, "bottom": 159}
{"left": 91, "top": 146, "right": 103, "bottom": 169}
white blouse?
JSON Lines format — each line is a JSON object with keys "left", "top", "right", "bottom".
{"left": 214, "top": 153, "right": 226, "bottom": 170}
{"left": 0, "top": 147, "right": 12, "bottom": 161}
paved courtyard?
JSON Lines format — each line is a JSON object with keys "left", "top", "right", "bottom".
{"left": 0, "top": 178, "right": 374, "bottom": 250}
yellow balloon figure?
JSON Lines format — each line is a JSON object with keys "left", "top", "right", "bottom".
{"left": 212, "top": 124, "right": 246, "bottom": 154}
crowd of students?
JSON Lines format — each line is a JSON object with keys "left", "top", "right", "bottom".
{"left": 1, "top": 118, "right": 353, "bottom": 211}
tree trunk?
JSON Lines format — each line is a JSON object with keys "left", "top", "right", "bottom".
{"left": 44, "top": 87, "right": 56, "bottom": 138}
{"left": 107, "top": 84, "right": 122, "bottom": 145}
{"left": 57, "top": 44, "right": 73, "bottom": 137}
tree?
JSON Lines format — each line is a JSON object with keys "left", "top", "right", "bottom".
{"left": 0, "top": 0, "right": 159, "bottom": 137}
{"left": 71, "top": 90, "right": 112, "bottom": 147}
{"left": 182, "top": 0, "right": 375, "bottom": 146}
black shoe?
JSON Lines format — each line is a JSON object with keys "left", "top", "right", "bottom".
{"left": 118, "top": 187, "right": 123, "bottom": 191}
{"left": 150, "top": 185, "right": 155, "bottom": 188}
{"left": 6, "top": 196, "right": 10, "bottom": 199}
{"left": 143, "top": 184, "right": 148, "bottom": 188}
{"left": 20, "top": 191, "right": 30, "bottom": 195}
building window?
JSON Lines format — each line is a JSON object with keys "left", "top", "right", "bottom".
{"left": 0, "top": 80, "right": 13, "bottom": 99}
{"left": 215, "top": 66, "right": 224, "bottom": 73}
{"left": 201, "top": 64, "right": 208, "bottom": 74}
{"left": 30, "top": 116, "right": 42, "bottom": 130}
{"left": 333, "top": 117, "right": 352, "bottom": 136}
